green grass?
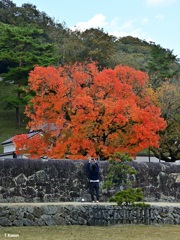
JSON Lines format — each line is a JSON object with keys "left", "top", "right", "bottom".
{"left": 0, "top": 225, "right": 180, "bottom": 240}
{"left": 0, "top": 82, "right": 27, "bottom": 153}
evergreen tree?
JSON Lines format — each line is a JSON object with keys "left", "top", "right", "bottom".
{"left": 147, "top": 43, "right": 178, "bottom": 88}
{"left": 0, "top": 23, "right": 57, "bottom": 125}
{"left": 103, "top": 152, "right": 144, "bottom": 206}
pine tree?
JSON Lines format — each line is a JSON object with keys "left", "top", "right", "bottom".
{"left": 0, "top": 23, "right": 57, "bottom": 125}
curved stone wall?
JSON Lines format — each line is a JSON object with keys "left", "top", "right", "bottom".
{"left": 0, "top": 203, "right": 180, "bottom": 226}
{"left": 0, "top": 159, "right": 179, "bottom": 203}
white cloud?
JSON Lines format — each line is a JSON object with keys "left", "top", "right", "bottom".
{"left": 108, "top": 19, "right": 151, "bottom": 40}
{"left": 70, "top": 14, "right": 107, "bottom": 31}
{"left": 155, "top": 14, "right": 165, "bottom": 20}
{"left": 71, "top": 14, "right": 152, "bottom": 43}
{"left": 109, "top": 27, "right": 149, "bottom": 40}
{"left": 146, "top": 0, "right": 176, "bottom": 6}
{"left": 121, "top": 20, "right": 134, "bottom": 30}
{"left": 142, "top": 18, "right": 149, "bottom": 25}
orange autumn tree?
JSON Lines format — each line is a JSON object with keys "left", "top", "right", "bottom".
{"left": 13, "top": 62, "right": 166, "bottom": 159}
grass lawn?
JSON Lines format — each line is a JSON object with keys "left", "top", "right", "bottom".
{"left": 0, "top": 225, "right": 180, "bottom": 240}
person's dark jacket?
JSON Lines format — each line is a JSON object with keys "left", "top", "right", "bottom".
{"left": 87, "top": 163, "right": 99, "bottom": 180}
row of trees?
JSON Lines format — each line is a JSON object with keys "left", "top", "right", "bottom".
{"left": 0, "top": 0, "right": 179, "bottom": 161}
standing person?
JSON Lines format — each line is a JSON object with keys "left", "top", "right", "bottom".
{"left": 87, "top": 158, "right": 100, "bottom": 203}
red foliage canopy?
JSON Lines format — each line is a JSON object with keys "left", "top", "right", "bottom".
{"left": 13, "top": 62, "right": 166, "bottom": 159}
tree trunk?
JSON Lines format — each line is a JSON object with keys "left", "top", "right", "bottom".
{"left": 152, "top": 148, "right": 176, "bottom": 162}
{"left": 16, "top": 106, "right": 21, "bottom": 126}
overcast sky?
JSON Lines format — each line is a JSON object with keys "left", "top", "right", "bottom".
{"left": 12, "top": 0, "right": 180, "bottom": 58}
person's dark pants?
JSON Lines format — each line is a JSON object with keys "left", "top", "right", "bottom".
{"left": 89, "top": 182, "right": 99, "bottom": 201}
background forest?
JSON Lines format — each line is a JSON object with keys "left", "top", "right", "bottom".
{"left": 0, "top": 0, "right": 179, "bottom": 161}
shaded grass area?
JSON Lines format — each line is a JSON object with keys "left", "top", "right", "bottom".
{"left": 0, "top": 225, "right": 180, "bottom": 240}
{"left": 0, "top": 82, "right": 27, "bottom": 153}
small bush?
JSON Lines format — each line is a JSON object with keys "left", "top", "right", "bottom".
{"left": 132, "top": 202, "right": 151, "bottom": 208}
{"left": 109, "top": 188, "right": 143, "bottom": 206}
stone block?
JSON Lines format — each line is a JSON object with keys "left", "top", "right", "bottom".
{"left": 22, "top": 218, "right": 35, "bottom": 226}
{"left": 42, "top": 206, "right": 58, "bottom": 215}
{"left": 13, "top": 220, "right": 23, "bottom": 226}
{"left": 0, "top": 217, "right": 12, "bottom": 226}
{"left": 41, "top": 214, "right": 56, "bottom": 226}
{"left": 33, "top": 207, "right": 43, "bottom": 218}
{"left": 53, "top": 214, "right": 65, "bottom": 225}
{"left": 14, "top": 173, "right": 27, "bottom": 185}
